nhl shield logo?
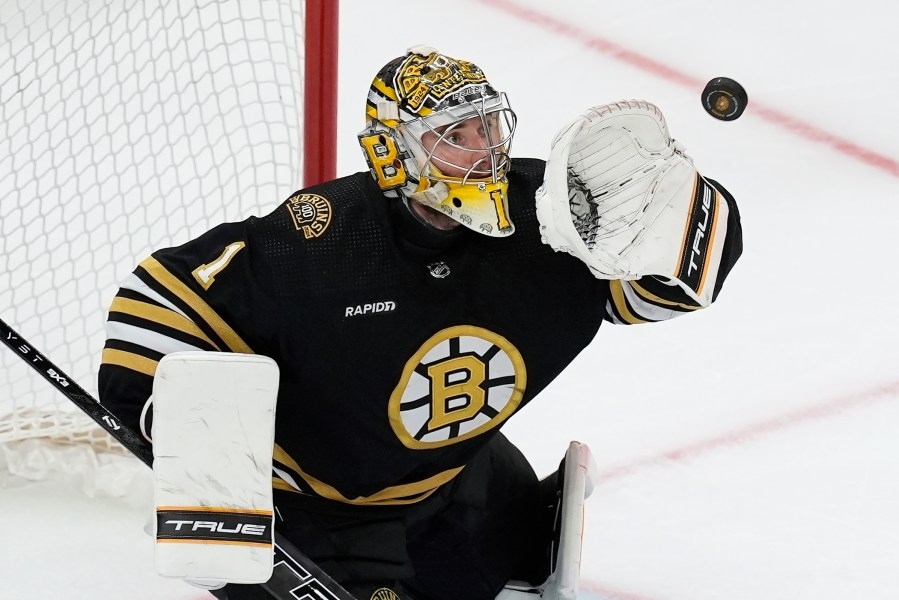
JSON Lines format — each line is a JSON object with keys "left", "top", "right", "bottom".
{"left": 427, "top": 261, "right": 450, "bottom": 278}
{"left": 286, "top": 193, "right": 332, "bottom": 239}
{"left": 388, "top": 326, "right": 526, "bottom": 449}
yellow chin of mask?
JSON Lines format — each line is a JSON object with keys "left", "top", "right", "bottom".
{"left": 409, "top": 169, "right": 514, "bottom": 238}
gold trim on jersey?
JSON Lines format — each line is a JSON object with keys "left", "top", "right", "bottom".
{"left": 630, "top": 280, "right": 700, "bottom": 311}
{"left": 109, "top": 297, "right": 220, "bottom": 349}
{"left": 139, "top": 256, "right": 252, "bottom": 353}
{"left": 272, "top": 444, "right": 464, "bottom": 505}
{"left": 102, "top": 348, "right": 159, "bottom": 377}
{"left": 609, "top": 281, "right": 648, "bottom": 325}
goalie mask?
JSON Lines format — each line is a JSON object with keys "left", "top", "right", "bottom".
{"left": 358, "top": 47, "right": 518, "bottom": 237}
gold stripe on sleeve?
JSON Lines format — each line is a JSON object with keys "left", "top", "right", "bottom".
{"left": 273, "top": 477, "right": 299, "bottom": 492}
{"left": 109, "top": 297, "right": 220, "bottom": 350}
{"left": 609, "top": 281, "right": 648, "bottom": 324}
{"left": 630, "top": 281, "right": 700, "bottom": 311}
{"left": 102, "top": 348, "right": 159, "bottom": 377}
{"left": 139, "top": 257, "right": 252, "bottom": 354}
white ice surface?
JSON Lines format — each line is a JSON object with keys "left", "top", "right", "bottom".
{"left": 0, "top": 476, "right": 205, "bottom": 599}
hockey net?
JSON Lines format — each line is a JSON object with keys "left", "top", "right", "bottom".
{"left": 0, "top": 0, "right": 336, "bottom": 496}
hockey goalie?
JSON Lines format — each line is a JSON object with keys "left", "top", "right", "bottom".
{"left": 99, "top": 47, "right": 742, "bottom": 599}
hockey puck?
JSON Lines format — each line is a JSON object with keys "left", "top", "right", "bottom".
{"left": 702, "top": 77, "right": 748, "bottom": 121}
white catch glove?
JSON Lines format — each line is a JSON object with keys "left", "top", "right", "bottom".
{"left": 536, "top": 100, "right": 730, "bottom": 307}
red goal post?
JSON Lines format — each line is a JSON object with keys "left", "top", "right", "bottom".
{"left": 304, "top": 0, "right": 339, "bottom": 187}
{"left": 0, "top": 0, "right": 338, "bottom": 487}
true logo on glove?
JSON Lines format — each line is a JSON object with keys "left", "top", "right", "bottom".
{"left": 677, "top": 177, "right": 720, "bottom": 295}
{"left": 156, "top": 507, "right": 273, "bottom": 547}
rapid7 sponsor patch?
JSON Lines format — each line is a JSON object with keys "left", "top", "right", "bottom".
{"left": 345, "top": 301, "right": 396, "bottom": 318}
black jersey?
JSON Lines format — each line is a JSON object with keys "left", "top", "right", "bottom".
{"left": 99, "top": 158, "right": 741, "bottom": 504}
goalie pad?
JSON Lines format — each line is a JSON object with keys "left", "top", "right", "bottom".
{"left": 152, "top": 352, "right": 279, "bottom": 585}
{"left": 536, "top": 100, "right": 730, "bottom": 307}
{"left": 497, "top": 441, "right": 598, "bottom": 600}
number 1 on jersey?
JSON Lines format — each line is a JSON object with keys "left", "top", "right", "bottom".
{"left": 192, "top": 242, "right": 246, "bottom": 290}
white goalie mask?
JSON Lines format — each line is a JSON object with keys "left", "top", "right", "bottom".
{"left": 358, "top": 47, "right": 518, "bottom": 237}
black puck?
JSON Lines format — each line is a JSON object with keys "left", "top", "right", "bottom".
{"left": 702, "top": 77, "right": 748, "bottom": 121}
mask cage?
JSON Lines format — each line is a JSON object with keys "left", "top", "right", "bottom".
{"left": 397, "top": 91, "right": 517, "bottom": 188}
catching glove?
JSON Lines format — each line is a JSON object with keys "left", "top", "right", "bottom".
{"left": 536, "top": 100, "right": 730, "bottom": 307}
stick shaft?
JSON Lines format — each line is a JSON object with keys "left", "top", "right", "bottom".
{"left": 0, "top": 318, "right": 153, "bottom": 465}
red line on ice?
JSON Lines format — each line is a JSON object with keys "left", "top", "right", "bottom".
{"left": 581, "top": 580, "right": 665, "bottom": 600}
{"left": 570, "top": 380, "right": 898, "bottom": 599}
{"left": 477, "top": 0, "right": 899, "bottom": 179}
{"left": 599, "top": 379, "right": 899, "bottom": 481}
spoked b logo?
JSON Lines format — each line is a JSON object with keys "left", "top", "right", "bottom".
{"left": 388, "top": 326, "right": 526, "bottom": 449}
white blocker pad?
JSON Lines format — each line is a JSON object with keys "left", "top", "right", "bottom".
{"left": 497, "top": 441, "right": 598, "bottom": 600}
{"left": 152, "top": 352, "right": 279, "bottom": 584}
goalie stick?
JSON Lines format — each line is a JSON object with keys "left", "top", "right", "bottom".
{"left": 0, "top": 317, "right": 358, "bottom": 600}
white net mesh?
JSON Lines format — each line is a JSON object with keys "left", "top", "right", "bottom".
{"left": 0, "top": 0, "right": 307, "bottom": 489}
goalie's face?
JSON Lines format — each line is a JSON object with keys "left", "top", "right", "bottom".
{"left": 393, "top": 94, "right": 517, "bottom": 237}
{"left": 420, "top": 112, "right": 506, "bottom": 180}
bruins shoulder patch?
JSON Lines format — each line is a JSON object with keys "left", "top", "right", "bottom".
{"left": 286, "top": 193, "right": 332, "bottom": 239}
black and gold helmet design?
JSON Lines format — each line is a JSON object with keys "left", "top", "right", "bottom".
{"left": 358, "top": 47, "right": 518, "bottom": 237}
